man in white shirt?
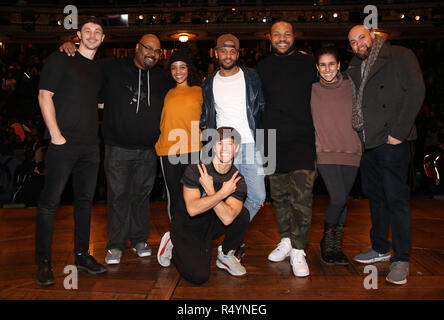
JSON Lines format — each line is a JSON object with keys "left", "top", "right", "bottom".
{"left": 201, "top": 34, "right": 266, "bottom": 257}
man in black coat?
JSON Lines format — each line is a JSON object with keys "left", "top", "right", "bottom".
{"left": 347, "top": 25, "right": 425, "bottom": 285}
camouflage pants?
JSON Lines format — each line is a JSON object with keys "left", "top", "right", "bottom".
{"left": 268, "top": 168, "right": 317, "bottom": 249}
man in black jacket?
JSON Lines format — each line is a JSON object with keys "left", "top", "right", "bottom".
{"left": 60, "top": 34, "right": 168, "bottom": 265}
{"left": 200, "top": 34, "right": 266, "bottom": 227}
{"left": 347, "top": 25, "right": 425, "bottom": 285}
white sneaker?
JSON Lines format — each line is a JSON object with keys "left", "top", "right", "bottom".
{"left": 216, "top": 245, "right": 247, "bottom": 276}
{"left": 290, "top": 249, "right": 310, "bottom": 277}
{"left": 268, "top": 237, "right": 292, "bottom": 262}
{"left": 157, "top": 232, "right": 173, "bottom": 267}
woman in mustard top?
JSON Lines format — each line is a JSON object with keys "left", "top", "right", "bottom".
{"left": 155, "top": 49, "right": 203, "bottom": 220}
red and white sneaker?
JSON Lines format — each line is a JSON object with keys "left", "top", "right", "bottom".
{"left": 157, "top": 232, "right": 173, "bottom": 267}
{"left": 216, "top": 245, "right": 247, "bottom": 276}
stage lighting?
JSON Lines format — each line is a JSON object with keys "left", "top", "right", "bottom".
{"left": 415, "top": 15, "right": 421, "bottom": 21}
{"left": 262, "top": 17, "right": 267, "bottom": 23}
{"left": 179, "top": 35, "right": 189, "bottom": 42}
{"left": 400, "top": 13, "right": 405, "bottom": 19}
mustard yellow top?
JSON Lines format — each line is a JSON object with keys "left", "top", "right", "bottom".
{"left": 155, "top": 85, "right": 203, "bottom": 156}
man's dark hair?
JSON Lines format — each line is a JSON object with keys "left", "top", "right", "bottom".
{"left": 79, "top": 16, "right": 105, "bottom": 32}
{"left": 270, "top": 18, "right": 294, "bottom": 33}
{"left": 315, "top": 45, "right": 340, "bottom": 64}
{"left": 216, "top": 126, "right": 241, "bottom": 147}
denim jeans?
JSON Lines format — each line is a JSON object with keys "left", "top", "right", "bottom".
{"left": 360, "top": 142, "right": 412, "bottom": 262}
{"left": 35, "top": 142, "right": 100, "bottom": 261}
{"left": 104, "top": 145, "right": 157, "bottom": 251}
{"left": 233, "top": 143, "right": 266, "bottom": 221}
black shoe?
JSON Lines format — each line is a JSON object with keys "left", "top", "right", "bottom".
{"left": 75, "top": 253, "right": 107, "bottom": 274}
{"left": 320, "top": 223, "right": 336, "bottom": 265}
{"left": 333, "top": 225, "right": 349, "bottom": 265}
{"left": 36, "top": 259, "right": 55, "bottom": 287}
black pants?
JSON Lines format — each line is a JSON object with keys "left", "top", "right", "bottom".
{"left": 318, "top": 164, "right": 359, "bottom": 226}
{"left": 170, "top": 207, "right": 249, "bottom": 285}
{"left": 160, "top": 152, "right": 200, "bottom": 220}
{"left": 35, "top": 142, "right": 100, "bottom": 261}
{"left": 105, "top": 145, "right": 157, "bottom": 251}
{"left": 360, "top": 142, "right": 412, "bottom": 263}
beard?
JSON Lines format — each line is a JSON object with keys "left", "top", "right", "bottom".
{"left": 219, "top": 59, "right": 237, "bottom": 71}
{"left": 142, "top": 55, "right": 157, "bottom": 69}
{"left": 355, "top": 43, "right": 373, "bottom": 60}
{"left": 271, "top": 41, "right": 296, "bottom": 56}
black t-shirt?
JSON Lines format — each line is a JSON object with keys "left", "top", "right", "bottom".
{"left": 39, "top": 51, "right": 102, "bottom": 145}
{"left": 171, "top": 162, "right": 247, "bottom": 231}
{"left": 98, "top": 57, "right": 168, "bottom": 149}
{"left": 256, "top": 52, "right": 318, "bottom": 173}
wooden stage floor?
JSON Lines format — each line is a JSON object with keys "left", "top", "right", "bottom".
{"left": 0, "top": 196, "right": 443, "bottom": 300}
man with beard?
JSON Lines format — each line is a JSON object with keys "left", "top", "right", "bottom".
{"left": 36, "top": 17, "right": 106, "bottom": 286}
{"left": 60, "top": 34, "right": 168, "bottom": 265}
{"left": 200, "top": 34, "right": 266, "bottom": 258}
{"left": 256, "top": 19, "right": 317, "bottom": 277}
{"left": 347, "top": 25, "right": 425, "bottom": 285}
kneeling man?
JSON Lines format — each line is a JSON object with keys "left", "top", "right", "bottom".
{"left": 157, "top": 126, "right": 249, "bottom": 284}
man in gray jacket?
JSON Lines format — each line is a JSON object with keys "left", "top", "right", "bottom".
{"left": 347, "top": 25, "right": 425, "bottom": 285}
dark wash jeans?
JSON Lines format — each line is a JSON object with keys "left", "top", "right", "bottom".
{"left": 35, "top": 142, "right": 100, "bottom": 262}
{"left": 105, "top": 145, "right": 157, "bottom": 251}
{"left": 360, "top": 142, "right": 412, "bottom": 262}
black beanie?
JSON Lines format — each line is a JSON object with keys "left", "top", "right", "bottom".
{"left": 167, "top": 48, "right": 193, "bottom": 68}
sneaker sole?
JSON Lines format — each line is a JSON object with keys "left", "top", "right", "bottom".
{"left": 386, "top": 277, "right": 407, "bottom": 285}
{"left": 216, "top": 259, "right": 246, "bottom": 277}
{"left": 132, "top": 248, "right": 152, "bottom": 258}
{"left": 105, "top": 258, "right": 121, "bottom": 265}
{"left": 353, "top": 255, "right": 391, "bottom": 264}
{"left": 267, "top": 252, "right": 290, "bottom": 262}
{"left": 76, "top": 265, "right": 107, "bottom": 274}
{"left": 36, "top": 279, "right": 55, "bottom": 287}
{"left": 157, "top": 232, "right": 172, "bottom": 267}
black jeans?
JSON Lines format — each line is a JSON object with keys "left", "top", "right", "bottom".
{"left": 160, "top": 152, "right": 200, "bottom": 220}
{"left": 318, "top": 164, "right": 359, "bottom": 226}
{"left": 105, "top": 145, "right": 157, "bottom": 251}
{"left": 360, "top": 142, "right": 411, "bottom": 262}
{"left": 35, "top": 142, "right": 100, "bottom": 262}
{"left": 170, "top": 207, "right": 250, "bottom": 285}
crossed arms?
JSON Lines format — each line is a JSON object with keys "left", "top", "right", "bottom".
{"left": 183, "top": 164, "right": 244, "bottom": 226}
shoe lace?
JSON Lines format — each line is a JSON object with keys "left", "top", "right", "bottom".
{"left": 293, "top": 250, "right": 306, "bottom": 264}
{"left": 276, "top": 239, "right": 290, "bottom": 252}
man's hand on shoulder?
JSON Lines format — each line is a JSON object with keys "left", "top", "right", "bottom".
{"left": 59, "top": 42, "right": 77, "bottom": 56}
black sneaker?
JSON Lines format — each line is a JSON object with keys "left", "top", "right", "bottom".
{"left": 75, "top": 253, "right": 107, "bottom": 274}
{"left": 36, "top": 259, "right": 55, "bottom": 287}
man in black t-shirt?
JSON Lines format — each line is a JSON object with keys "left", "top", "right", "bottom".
{"left": 35, "top": 17, "right": 107, "bottom": 287}
{"left": 157, "top": 127, "right": 250, "bottom": 285}
{"left": 256, "top": 19, "right": 318, "bottom": 278}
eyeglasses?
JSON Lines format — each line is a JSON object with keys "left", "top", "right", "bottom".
{"left": 138, "top": 42, "right": 161, "bottom": 55}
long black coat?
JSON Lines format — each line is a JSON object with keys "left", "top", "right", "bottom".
{"left": 347, "top": 41, "right": 425, "bottom": 149}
